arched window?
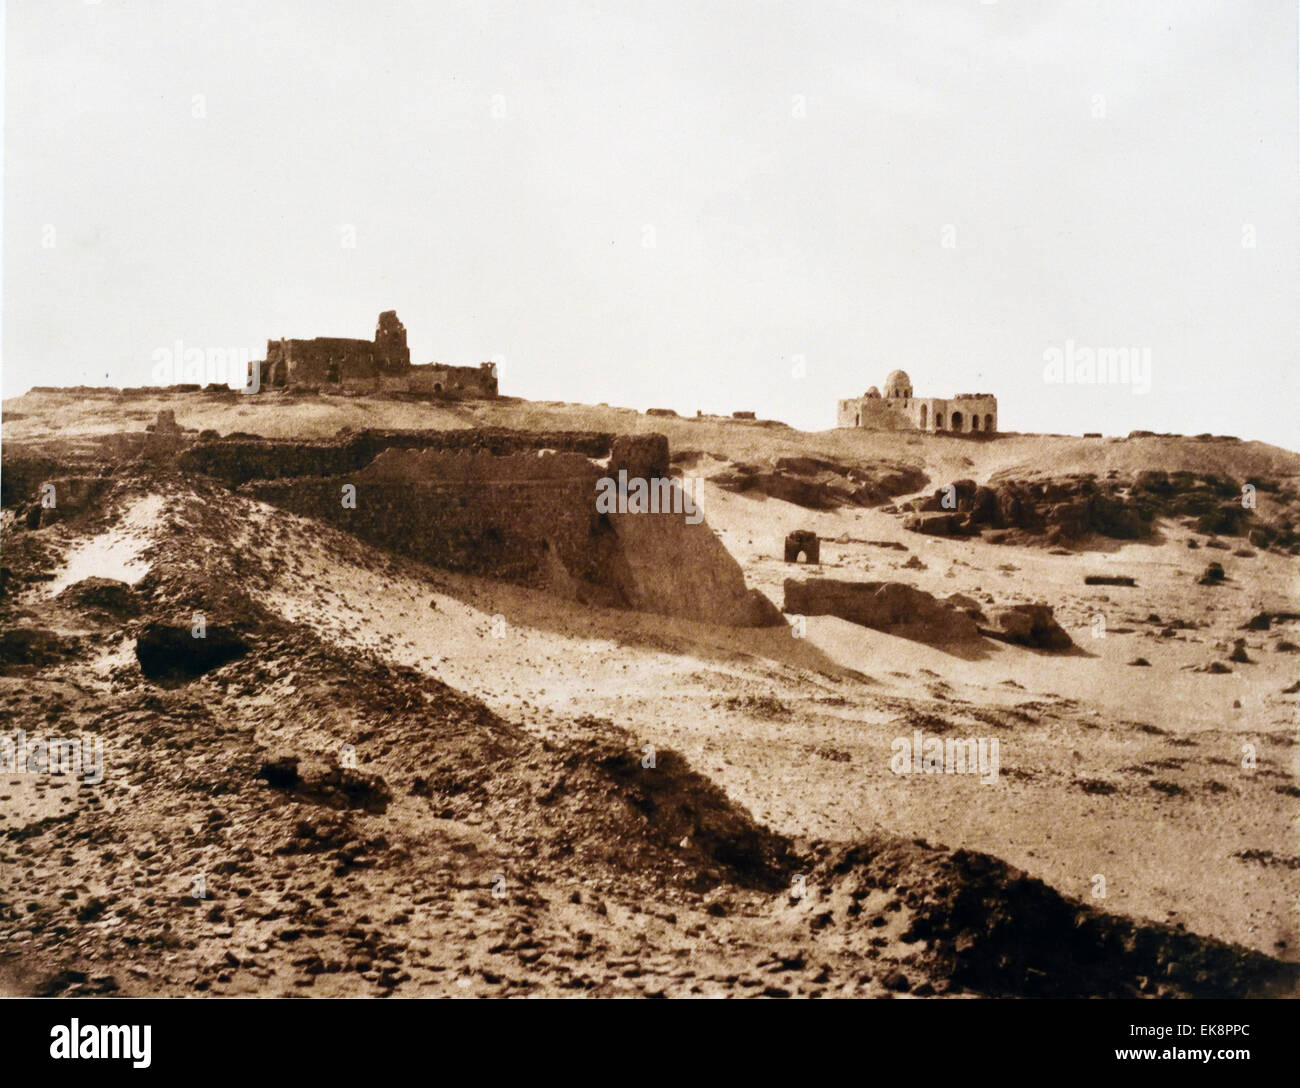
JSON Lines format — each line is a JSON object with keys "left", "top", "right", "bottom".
{"left": 919, "top": 404, "right": 927, "bottom": 429}
{"left": 935, "top": 412, "right": 944, "bottom": 430}
{"left": 971, "top": 415, "right": 980, "bottom": 431}
{"left": 985, "top": 414, "right": 994, "bottom": 432}
{"left": 951, "top": 411, "right": 963, "bottom": 431}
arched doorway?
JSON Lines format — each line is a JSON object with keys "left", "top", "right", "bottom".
{"left": 935, "top": 412, "right": 944, "bottom": 430}
{"left": 971, "top": 415, "right": 980, "bottom": 432}
{"left": 919, "top": 404, "right": 928, "bottom": 429}
{"left": 985, "top": 414, "right": 994, "bottom": 432}
{"left": 951, "top": 411, "right": 963, "bottom": 431}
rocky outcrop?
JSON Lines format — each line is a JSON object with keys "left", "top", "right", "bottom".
{"left": 782, "top": 578, "right": 980, "bottom": 643}
{"left": 900, "top": 469, "right": 1300, "bottom": 551}
{"left": 713, "top": 456, "right": 926, "bottom": 511}
{"left": 903, "top": 476, "right": 1148, "bottom": 543}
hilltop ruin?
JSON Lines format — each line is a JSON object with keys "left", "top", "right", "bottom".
{"left": 252, "top": 310, "right": 498, "bottom": 398}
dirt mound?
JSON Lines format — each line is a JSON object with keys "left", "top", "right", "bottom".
{"left": 816, "top": 839, "right": 1298, "bottom": 997}
{"left": 607, "top": 507, "right": 785, "bottom": 627}
{"left": 55, "top": 576, "right": 141, "bottom": 619}
{"left": 533, "top": 724, "right": 796, "bottom": 893}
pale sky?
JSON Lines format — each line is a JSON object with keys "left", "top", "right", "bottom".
{"left": 3, "top": 1, "right": 1297, "bottom": 447}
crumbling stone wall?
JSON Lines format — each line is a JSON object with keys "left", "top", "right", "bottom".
{"left": 609, "top": 434, "right": 670, "bottom": 480}
{"left": 178, "top": 428, "right": 619, "bottom": 487}
{"left": 243, "top": 440, "right": 670, "bottom": 587}
{"left": 408, "top": 362, "right": 498, "bottom": 398}
{"left": 248, "top": 474, "right": 612, "bottom": 585}
{"left": 261, "top": 332, "right": 411, "bottom": 390}
{"left": 237, "top": 431, "right": 777, "bottom": 625}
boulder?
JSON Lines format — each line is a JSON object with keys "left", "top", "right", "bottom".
{"left": 1198, "top": 562, "right": 1226, "bottom": 586}
{"left": 1242, "top": 611, "right": 1300, "bottom": 631}
{"left": 946, "top": 593, "right": 986, "bottom": 622}
{"left": 986, "top": 603, "right": 1074, "bottom": 651}
{"left": 903, "top": 512, "right": 969, "bottom": 536}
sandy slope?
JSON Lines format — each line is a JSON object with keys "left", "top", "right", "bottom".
{"left": 242, "top": 482, "right": 1296, "bottom": 958}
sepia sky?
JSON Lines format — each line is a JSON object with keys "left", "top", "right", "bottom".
{"left": 3, "top": 1, "right": 1296, "bottom": 446}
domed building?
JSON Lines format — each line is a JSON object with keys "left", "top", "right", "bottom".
{"left": 882, "top": 370, "right": 912, "bottom": 399}
{"left": 837, "top": 371, "right": 997, "bottom": 434}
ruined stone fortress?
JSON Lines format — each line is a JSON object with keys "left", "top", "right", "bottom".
{"left": 837, "top": 370, "right": 997, "bottom": 434}
{"left": 251, "top": 310, "right": 498, "bottom": 398}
